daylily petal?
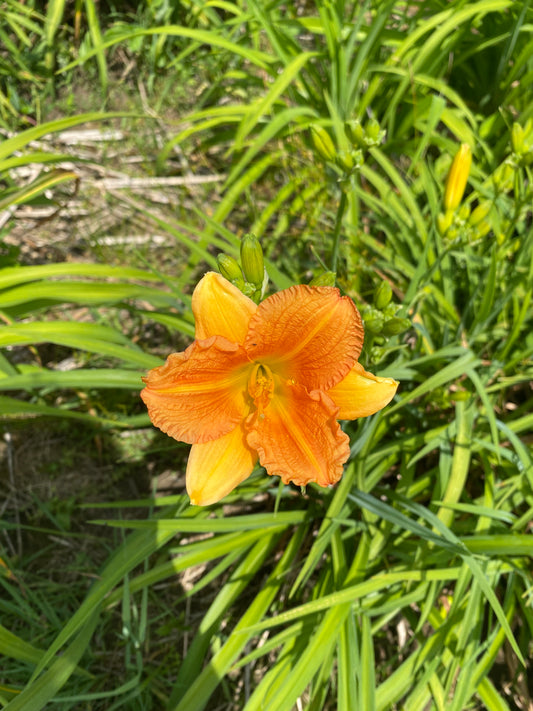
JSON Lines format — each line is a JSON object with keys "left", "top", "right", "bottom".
{"left": 245, "top": 285, "right": 364, "bottom": 390}
{"left": 187, "top": 425, "right": 258, "bottom": 506}
{"left": 328, "top": 362, "right": 398, "bottom": 419}
{"left": 245, "top": 380, "right": 350, "bottom": 488}
{"left": 193, "top": 271, "right": 257, "bottom": 342}
{"left": 141, "top": 336, "right": 250, "bottom": 444}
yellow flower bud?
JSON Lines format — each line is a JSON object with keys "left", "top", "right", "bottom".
{"left": 444, "top": 143, "right": 472, "bottom": 211}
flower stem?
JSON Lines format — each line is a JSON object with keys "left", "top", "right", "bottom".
{"left": 330, "top": 190, "right": 348, "bottom": 274}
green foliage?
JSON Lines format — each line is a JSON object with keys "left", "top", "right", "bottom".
{"left": 1, "top": 1, "right": 532, "bottom": 710}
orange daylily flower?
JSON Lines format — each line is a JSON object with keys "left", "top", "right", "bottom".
{"left": 141, "top": 272, "right": 398, "bottom": 506}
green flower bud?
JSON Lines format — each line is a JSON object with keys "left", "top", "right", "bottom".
{"left": 511, "top": 123, "right": 525, "bottom": 154}
{"left": 437, "top": 211, "right": 453, "bottom": 236}
{"left": 469, "top": 201, "right": 491, "bottom": 226}
{"left": 309, "top": 271, "right": 337, "bottom": 287}
{"left": 242, "top": 281, "right": 257, "bottom": 298}
{"left": 474, "top": 220, "right": 491, "bottom": 238}
{"left": 365, "top": 118, "right": 385, "bottom": 145}
{"left": 458, "top": 204, "right": 470, "bottom": 222}
{"left": 375, "top": 281, "right": 393, "bottom": 309}
{"left": 445, "top": 226, "right": 459, "bottom": 242}
{"left": 492, "top": 162, "right": 513, "bottom": 192}
{"left": 240, "top": 234, "right": 265, "bottom": 288}
{"left": 383, "top": 303, "right": 398, "bottom": 320}
{"left": 364, "top": 314, "right": 384, "bottom": 334}
{"left": 310, "top": 125, "right": 336, "bottom": 162}
{"left": 369, "top": 345, "right": 385, "bottom": 362}
{"left": 382, "top": 317, "right": 411, "bottom": 336}
{"left": 344, "top": 119, "right": 366, "bottom": 148}
{"left": 450, "top": 390, "right": 470, "bottom": 402}
{"left": 336, "top": 149, "right": 355, "bottom": 172}
{"left": 217, "top": 253, "right": 243, "bottom": 282}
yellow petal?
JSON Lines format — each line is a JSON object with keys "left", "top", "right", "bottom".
{"left": 186, "top": 425, "right": 258, "bottom": 506}
{"left": 193, "top": 271, "right": 257, "bottom": 342}
{"left": 328, "top": 362, "right": 398, "bottom": 419}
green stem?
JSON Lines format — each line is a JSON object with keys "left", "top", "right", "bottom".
{"left": 331, "top": 189, "right": 348, "bottom": 273}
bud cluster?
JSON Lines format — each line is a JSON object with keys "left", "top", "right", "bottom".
{"left": 437, "top": 200, "right": 492, "bottom": 245}
{"left": 309, "top": 124, "right": 364, "bottom": 177}
{"left": 344, "top": 118, "right": 385, "bottom": 149}
{"left": 361, "top": 279, "right": 410, "bottom": 362}
{"left": 510, "top": 119, "right": 533, "bottom": 166}
{"left": 217, "top": 234, "right": 268, "bottom": 303}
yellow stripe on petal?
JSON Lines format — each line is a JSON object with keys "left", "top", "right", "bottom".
{"left": 245, "top": 285, "right": 364, "bottom": 391}
{"left": 187, "top": 425, "right": 258, "bottom": 506}
{"left": 141, "top": 336, "right": 251, "bottom": 444}
{"left": 193, "top": 272, "right": 257, "bottom": 342}
{"left": 246, "top": 381, "right": 350, "bottom": 488}
{"left": 328, "top": 362, "right": 398, "bottom": 420}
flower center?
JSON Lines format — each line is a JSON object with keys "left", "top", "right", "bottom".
{"left": 248, "top": 363, "right": 274, "bottom": 415}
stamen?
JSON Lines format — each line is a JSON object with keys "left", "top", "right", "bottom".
{"left": 248, "top": 363, "right": 274, "bottom": 414}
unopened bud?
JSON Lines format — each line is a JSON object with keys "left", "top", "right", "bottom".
{"left": 444, "top": 143, "right": 472, "bottom": 210}
{"left": 383, "top": 303, "right": 397, "bottom": 320}
{"left": 217, "top": 253, "right": 243, "bottom": 283}
{"left": 492, "top": 162, "right": 513, "bottom": 192}
{"left": 366, "top": 118, "right": 383, "bottom": 144}
{"left": 437, "top": 211, "right": 453, "bottom": 236}
{"left": 474, "top": 220, "right": 491, "bottom": 238}
{"left": 336, "top": 149, "right": 355, "bottom": 172}
{"left": 365, "top": 314, "right": 384, "bottom": 334}
{"left": 309, "top": 271, "right": 336, "bottom": 287}
{"left": 375, "top": 281, "right": 392, "bottom": 310}
{"left": 458, "top": 204, "right": 470, "bottom": 222}
{"left": 469, "top": 201, "right": 491, "bottom": 226}
{"left": 382, "top": 317, "right": 411, "bottom": 336}
{"left": 344, "top": 119, "right": 365, "bottom": 148}
{"left": 240, "top": 234, "right": 265, "bottom": 288}
{"left": 445, "top": 226, "right": 459, "bottom": 242}
{"left": 511, "top": 123, "right": 525, "bottom": 154}
{"left": 310, "top": 125, "right": 336, "bottom": 162}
